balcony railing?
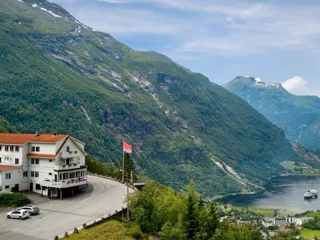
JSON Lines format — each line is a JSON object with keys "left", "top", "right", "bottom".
{"left": 41, "top": 177, "right": 87, "bottom": 188}
{"left": 60, "top": 151, "right": 80, "bottom": 159}
{"left": 54, "top": 163, "right": 79, "bottom": 171}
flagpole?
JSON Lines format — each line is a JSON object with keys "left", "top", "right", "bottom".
{"left": 122, "top": 139, "right": 124, "bottom": 183}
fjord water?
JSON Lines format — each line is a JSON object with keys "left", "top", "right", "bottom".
{"left": 217, "top": 176, "right": 320, "bottom": 212}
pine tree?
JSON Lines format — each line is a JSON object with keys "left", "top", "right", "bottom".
{"left": 207, "top": 203, "right": 219, "bottom": 239}
{"left": 184, "top": 180, "right": 200, "bottom": 240}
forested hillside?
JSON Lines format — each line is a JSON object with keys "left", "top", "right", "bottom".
{"left": 0, "top": 0, "right": 319, "bottom": 196}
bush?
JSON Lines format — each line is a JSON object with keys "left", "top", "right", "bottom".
{"left": 0, "top": 192, "right": 31, "bottom": 207}
{"left": 125, "top": 222, "right": 142, "bottom": 239}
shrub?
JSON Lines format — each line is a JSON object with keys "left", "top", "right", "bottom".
{"left": 0, "top": 192, "right": 31, "bottom": 207}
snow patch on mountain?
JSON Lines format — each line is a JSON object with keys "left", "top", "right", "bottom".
{"left": 31, "top": 4, "right": 62, "bottom": 18}
{"left": 252, "top": 77, "right": 281, "bottom": 88}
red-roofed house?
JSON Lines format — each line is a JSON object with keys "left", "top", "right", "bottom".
{"left": 0, "top": 132, "right": 87, "bottom": 199}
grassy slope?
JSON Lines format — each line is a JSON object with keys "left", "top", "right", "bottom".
{"left": 0, "top": 0, "right": 319, "bottom": 196}
{"left": 61, "top": 220, "right": 135, "bottom": 240}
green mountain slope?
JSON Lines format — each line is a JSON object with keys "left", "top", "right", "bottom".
{"left": 0, "top": 0, "right": 319, "bottom": 196}
{"left": 0, "top": 117, "right": 17, "bottom": 133}
{"left": 225, "top": 76, "right": 320, "bottom": 152}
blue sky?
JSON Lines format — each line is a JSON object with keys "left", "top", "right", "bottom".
{"left": 50, "top": 0, "right": 320, "bottom": 96}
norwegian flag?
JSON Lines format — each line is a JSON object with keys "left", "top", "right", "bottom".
{"left": 123, "top": 141, "right": 133, "bottom": 154}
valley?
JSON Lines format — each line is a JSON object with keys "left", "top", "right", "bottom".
{"left": 0, "top": 0, "right": 319, "bottom": 198}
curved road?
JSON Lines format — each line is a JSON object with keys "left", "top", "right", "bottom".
{"left": 0, "top": 175, "right": 131, "bottom": 240}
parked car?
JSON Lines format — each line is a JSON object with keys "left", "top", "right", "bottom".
{"left": 17, "top": 205, "right": 40, "bottom": 215}
{"left": 6, "top": 209, "right": 30, "bottom": 220}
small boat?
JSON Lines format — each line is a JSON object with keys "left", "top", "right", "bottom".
{"left": 304, "top": 189, "right": 318, "bottom": 199}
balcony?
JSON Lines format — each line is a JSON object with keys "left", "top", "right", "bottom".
{"left": 60, "top": 150, "right": 80, "bottom": 159}
{"left": 54, "top": 163, "right": 79, "bottom": 171}
{"left": 41, "top": 177, "right": 87, "bottom": 189}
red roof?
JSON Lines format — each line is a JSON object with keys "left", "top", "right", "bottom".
{"left": 27, "top": 153, "right": 57, "bottom": 159}
{"left": 0, "top": 134, "right": 68, "bottom": 145}
{"left": 0, "top": 165, "right": 20, "bottom": 171}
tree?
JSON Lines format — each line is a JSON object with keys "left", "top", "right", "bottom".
{"left": 212, "top": 222, "right": 261, "bottom": 240}
{"left": 183, "top": 180, "right": 200, "bottom": 240}
{"left": 122, "top": 153, "right": 136, "bottom": 180}
{"left": 206, "top": 203, "right": 219, "bottom": 239}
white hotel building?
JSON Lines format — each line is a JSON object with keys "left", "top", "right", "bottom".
{"left": 0, "top": 132, "right": 87, "bottom": 199}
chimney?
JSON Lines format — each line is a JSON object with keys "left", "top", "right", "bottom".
{"left": 53, "top": 131, "right": 57, "bottom": 136}
{"left": 36, "top": 130, "right": 40, "bottom": 136}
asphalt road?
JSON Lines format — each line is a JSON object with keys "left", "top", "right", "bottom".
{"left": 0, "top": 175, "right": 131, "bottom": 240}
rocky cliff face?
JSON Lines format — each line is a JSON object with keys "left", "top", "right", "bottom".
{"left": 225, "top": 76, "right": 320, "bottom": 152}
{"left": 1, "top": 0, "right": 319, "bottom": 196}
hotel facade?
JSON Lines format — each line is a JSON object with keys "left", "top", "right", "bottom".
{"left": 0, "top": 132, "right": 87, "bottom": 199}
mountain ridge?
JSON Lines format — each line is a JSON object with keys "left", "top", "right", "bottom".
{"left": 1, "top": 0, "right": 320, "bottom": 196}
{"left": 225, "top": 76, "right": 320, "bottom": 152}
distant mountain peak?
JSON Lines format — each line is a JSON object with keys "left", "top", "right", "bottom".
{"left": 229, "top": 76, "right": 283, "bottom": 89}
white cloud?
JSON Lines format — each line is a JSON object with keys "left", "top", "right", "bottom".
{"left": 282, "top": 76, "right": 308, "bottom": 95}
{"left": 282, "top": 76, "right": 320, "bottom": 97}
{"left": 50, "top": 0, "right": 320, "bottom": 55}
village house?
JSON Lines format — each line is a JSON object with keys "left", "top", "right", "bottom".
{"left": 0, "top": 132, "right": 87, "bottom": 199}
{"left": 261, "top": 216, "right": 314, "bottom": 228}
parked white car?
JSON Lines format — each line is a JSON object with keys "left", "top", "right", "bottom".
{"left": 6, "top": 209, "right": 30, "bottom": 220}
{"left": 17, "top": 205, "right": 40, "bottom": 215}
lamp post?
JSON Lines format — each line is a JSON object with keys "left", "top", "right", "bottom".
{"left": 120, "top": 169, "right": 130, "bottom": 222}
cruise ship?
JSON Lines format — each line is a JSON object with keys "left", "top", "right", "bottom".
{"left": 304, "top": 189, "right": 318, "bottom": 199}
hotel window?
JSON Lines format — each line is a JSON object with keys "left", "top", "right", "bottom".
{"left": 31, "top": 171, "right": 35, "bottom": 177}
{"left": 31, "top": 146, "right": 35, "bottom": 152}
{"left": 10, "top": 146, "right": 14, "bottom": 152}
{"left": 66, "top": 146, "right": 70, "bottom": 152}
{"left": 5, "top": 173, "right": 11, "bottom": 179}
{"left": 35, "top": 171, "right": 39, "bottom": 178}
{"left": 31, "top": 159, "right": 35, "bottom": 164}
{"left": 0, "top": 145, "right": 2, "bottom": 151}
{"left": 49, "top": 173, "right": 52, "bottom": 176}
{"left": 36, "top": 147, "right": 40, "bottom": 152}
{"left": 15, "top": 158, "right": 19, "bottom": 164}
{"left": 36, "top": 184, "right": 41, "bottom": 190}
{"left": 36, "top": 159, "right": 39, "bottom": 165}
{"left": 23, "top": 171, "right": 28, "bottom": 177}
{"left": 0, "top": 157, "right": 1, "bottom": 163}
{"left": 5, "top": 185, "right": 9, "bottom": 189}
{"left": 5, "top": 146, "right": 8, "bottom": 151}
{"left": 15, "top": 146, "right": 19, "bottom": 152}
{"left": 49, "top": 159, "right": 53, "bottom": 162}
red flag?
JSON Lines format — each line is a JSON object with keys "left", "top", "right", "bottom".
{"left": 123, "top": 141, "right": 132, "bottom": 153}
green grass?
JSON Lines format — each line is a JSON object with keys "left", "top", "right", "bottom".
{"left": 234, "top": 206, "right": 275, "bottom": 217}
{"left": 61, "top": 220, "right": 135, "bottom": 240}
{"left": 300, "top": 229, "right": 320, "bottom": 239}
{"left": 280, "top": 161, "right": 296, "bottom": 170}
{"left": 307, "top": 212, "right": 320, "bottom": 218}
